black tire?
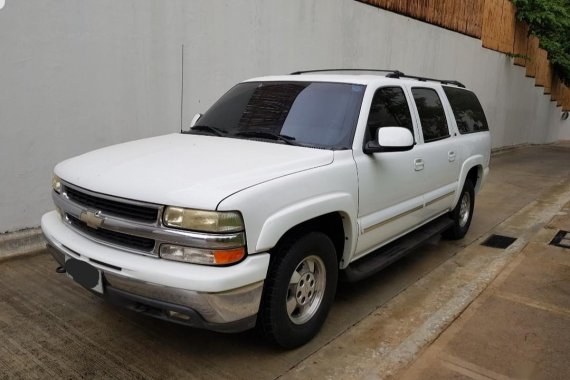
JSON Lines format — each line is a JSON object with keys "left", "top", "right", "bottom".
{"left": 257, "top": 232, "right": 338, "bottom": 349}
{"left": 443, "top": 179, "right": 475, "bottom": 240}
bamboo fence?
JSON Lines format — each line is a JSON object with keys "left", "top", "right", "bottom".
{"left": 357, "top": 0, "right": 570, "bottom": 111}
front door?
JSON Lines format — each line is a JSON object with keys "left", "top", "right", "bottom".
{"left": 353, "top": 86, "right": 426, "bottom": 260}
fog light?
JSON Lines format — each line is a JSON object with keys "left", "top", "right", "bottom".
{"left": 160, "top": 244, "right": 245, "bottom": 265}
{"left": 167, "top": 310, "right": 191, "bottom": 321}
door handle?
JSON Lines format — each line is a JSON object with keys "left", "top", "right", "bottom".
{"left": 448, "top": 151, "right": 456, "bottom": 162}
{"left": 414, "top": 158, "right": 424, "bottom": 171}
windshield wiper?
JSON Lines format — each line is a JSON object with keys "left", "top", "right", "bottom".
{"left": 187, "top": 125, "right": 228, "bottom": 137}
{"left": 232, "top": 130, "right": 298, "bottom": 145}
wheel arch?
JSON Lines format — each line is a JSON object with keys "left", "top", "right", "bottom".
{"left": 452, "top": 156, "right": 485, "bottom": 208}
{"left": 255, "top": 193, "right": 357, "bottom": 268}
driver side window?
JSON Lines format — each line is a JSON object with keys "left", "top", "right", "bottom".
{"left": 366, "top": 87, "right": 414, "bottom": 142}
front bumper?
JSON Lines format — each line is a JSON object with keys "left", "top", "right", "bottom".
{"left": 42, "top": 211, "right": 270, "bottom": 332}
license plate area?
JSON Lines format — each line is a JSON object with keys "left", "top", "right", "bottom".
{"left": 65, "top": 258, "right": 104, "bottom": 294}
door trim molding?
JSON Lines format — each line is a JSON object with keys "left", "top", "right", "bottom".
{"left": 362, "top": 190, "right": 455, "bottom": 234}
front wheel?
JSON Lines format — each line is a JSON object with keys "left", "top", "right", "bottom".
{"left": 257, "top": 232, "right": 338, "bottom": 348}
{"left": 443, "top": 179, "right": 475, "bottom": 240}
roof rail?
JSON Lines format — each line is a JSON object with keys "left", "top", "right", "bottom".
{"left": 289, "top": 69, "right": 466, "bottom": 88}
{"left": 386, "top": 72, "right": 466, "bottom": 88}
{"left": 290, "top": 68, "right": 404, "bottom": 76}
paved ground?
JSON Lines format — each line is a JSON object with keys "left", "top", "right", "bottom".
{"left": 0, "top": 143, "right": 569, "bottom": 379}
{"left": 398, "top": 201, "right": 570, "bottom": 380}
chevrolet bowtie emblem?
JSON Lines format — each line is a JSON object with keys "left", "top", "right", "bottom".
{"left": 80, "top": 211, "right": 104, "bottom": 229}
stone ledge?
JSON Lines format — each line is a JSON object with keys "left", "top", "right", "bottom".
{"left": 0, "top": 228, "right": 46, "bottom": 262}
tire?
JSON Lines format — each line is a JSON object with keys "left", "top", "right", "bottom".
{"left": 257, "top": 232, "right": 338, "bottom": 349}
{"left": 443, "top": 179, "right": 475, "bottom": 240}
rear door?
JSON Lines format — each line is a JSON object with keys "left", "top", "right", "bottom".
{"left": 407, "top": 85, "right": 460, "bottom": 220}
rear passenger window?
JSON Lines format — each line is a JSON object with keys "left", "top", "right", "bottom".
{"left": 443, "top": 86, "right": 489, "bottom": 134}
{"left": 411, "top": 88, "right": 450, "bottom": 142}
{"left": 366, "top": 87, "right": 413, "bottom": 141}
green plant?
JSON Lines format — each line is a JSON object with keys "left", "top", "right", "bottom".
{"left": 505, "top": 52, "right": 530, "bottom": 61}
{"left": 512, "top": 0, "right": 570, "bottom": 85}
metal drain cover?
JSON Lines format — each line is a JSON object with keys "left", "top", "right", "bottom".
{"left": 481, "top": 234, "right": 517, "bottom": 249}
{"left": 550, "top": 230, "right": 570, "bottom": 249}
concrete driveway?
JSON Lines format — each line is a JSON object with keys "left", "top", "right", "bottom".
{"left": 1, "top": 143, "right": 569, "bottom": 379}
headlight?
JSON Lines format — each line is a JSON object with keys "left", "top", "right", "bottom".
{"left": 52, "top": 175, "right": 62, "bottom": 194}
{"left": 160, "top": 244, "right": 246, "bottom": 265}
{"left": 162, "top": 207, "right": 244, "bottom": 233}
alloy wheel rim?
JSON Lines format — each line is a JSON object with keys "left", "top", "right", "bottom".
{"left": 286, "top": 255, "right": 326, "bottom": 325}
{"left": 459, "top": 191, "right": 471, "bottom": 228}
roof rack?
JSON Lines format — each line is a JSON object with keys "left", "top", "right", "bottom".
{"left": 290, "top": 68, "right": 404, "bottom": 76}
{"left": 289, "top": 68, "right": 466, "bottom": 88}
{"left": 385, "top": 72, "right": 466, "bottom": 88}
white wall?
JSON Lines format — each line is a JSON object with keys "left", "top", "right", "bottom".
{"left": 0, "top": 0, "right": 568, "bottom": 233}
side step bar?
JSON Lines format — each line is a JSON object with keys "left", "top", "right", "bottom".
{"left": 341, "top": 215, "right": 454, "bottom": 282}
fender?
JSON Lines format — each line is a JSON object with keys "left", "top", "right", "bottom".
{"left": 255, "top": 192, "right": 358, "bottom": 266}
{"left": 452, "top": 155, "right": 484, "bottom": 208}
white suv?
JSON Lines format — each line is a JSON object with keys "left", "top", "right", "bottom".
{"left": 42, "top": 70, "right": 491, "bottom": 348}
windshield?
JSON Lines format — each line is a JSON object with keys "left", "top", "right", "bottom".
{"left": 188, "top": 81, "right": 365, "bottom": 149}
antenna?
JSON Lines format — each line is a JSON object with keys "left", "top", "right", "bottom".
{"left": 180, "top": 44, "right": 184, "bottom": 133}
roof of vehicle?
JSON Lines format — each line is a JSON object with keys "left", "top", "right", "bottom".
{"left": 245, "top": 69, "right": 468, "bottom": 89}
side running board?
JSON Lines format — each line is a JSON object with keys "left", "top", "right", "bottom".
{"left": 341, "top": 215, "right": 454, "bottom": 282}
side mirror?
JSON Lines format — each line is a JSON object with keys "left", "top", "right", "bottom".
{"left": 364, "top": 127, "right": 414, "bottom": 154}
{"left": 189, "top": 113, "right": 203, "bottom": 128}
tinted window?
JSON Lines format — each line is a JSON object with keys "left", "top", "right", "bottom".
{"left": 366, "top": 87, "right": 413, "bottom": 141}
{"left": 443, "top": 86, "right": 489, "bottom": 134}
{"left": 193, "top": 81, "right": 365, "bottom": 149}
{"left": 411, "top": 88, "right": 450, "bottom": 142}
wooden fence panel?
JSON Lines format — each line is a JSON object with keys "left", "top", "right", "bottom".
{"left": 374, "top": 0, "right": 400, "bottom": 12}
{"left": 513, "top": 21, "right": 529, "bottom": 66}
{"left": 407, "top": 0, "right": 430, "bottom": 20}
{"left": 482, "top": 0, "right": 515, "bottom": 53}
{"left": 535, "top": 49, "right": 548, "bottom": 87}
{"left": 482, "top": 0, "right": 501, "bottom": 51}
{"left": 442, "top": 1, "right": 462, "bottom": 32}
{"left": 563, "top": 86, "right": 570, "bottom": 111}
{"left": 454, "top": 1, "right": 472, "bottom": 35}
{"left": 499, "top": 0, "right": 516, "bottom": 53}
{"left": 406, "top": 0, "right": 429, "bottom": 20}
{"left": 425, "top": 1, "right": 444, "bottom": 28}
{"left": 359, "top": 1, "right": 385, "bottom": 9}
{"left": 465, "top": 0, "right": 485, "bottom": 38}
{"left": 551, "top": 75, "right": 562, "bottom": 104}
{"left": 356, "top": 0, "right": 483, "bottom": 38}
{"left": 525, "top": 36, "right": 540, "bottom": 78}
{"left": 542, "top": 59, "right": 553, "bottom": 94}
{"left": 356, "top": 0, "right": 566, "bottom": 112}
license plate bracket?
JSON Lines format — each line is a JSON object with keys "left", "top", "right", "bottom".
{"left": 65, "top": 258, "right": 104, "bottom": 294}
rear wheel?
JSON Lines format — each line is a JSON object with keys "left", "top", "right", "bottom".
{"left": 443, "top": 179, "right": 475, "bottom": 240}
{"left": 257, "top": 232, "right": 338, "bottom": 348}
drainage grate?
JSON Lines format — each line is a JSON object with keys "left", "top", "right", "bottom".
{"left": 481, "top": 234, "right": 517, "bottom": 249}
{"left": 550, "top": 230, "right": 570, "bottom": 249}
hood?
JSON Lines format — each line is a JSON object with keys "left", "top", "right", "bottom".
{"left": 55, "top": 133, "right": 333, "bottom": 209}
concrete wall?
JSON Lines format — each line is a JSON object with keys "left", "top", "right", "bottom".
{"left": 0, "top": 0, "right": 568, "bottom": 233}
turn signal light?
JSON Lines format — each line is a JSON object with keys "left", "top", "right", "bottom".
{"left": 160, "top": 244, "right": 246, "bottom": 266}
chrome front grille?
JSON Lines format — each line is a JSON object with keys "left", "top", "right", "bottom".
{"left": 52, "top": 181, "right": 246, "bottom": 258}
{"left": 66, "top": 214, "right": 156, "bottom": 252}
{"left": 55, "top": 182, "right": 163, "bottom": 256}
{"left": 65, "top": 186, "right": 159, "bottom": 223}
